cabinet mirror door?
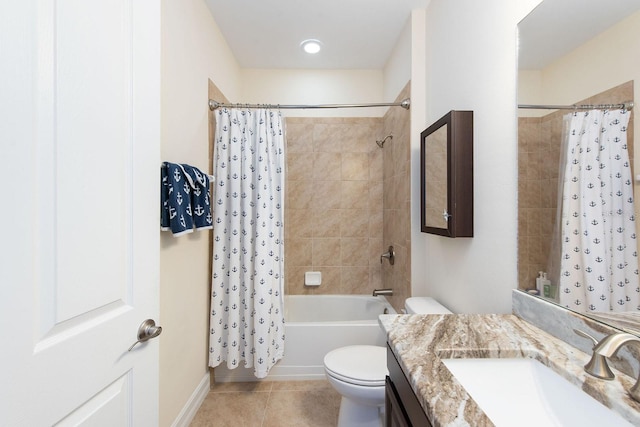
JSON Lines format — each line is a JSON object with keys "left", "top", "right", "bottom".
{"left": 420, "top": 110, "right": 473, "bottom": 237}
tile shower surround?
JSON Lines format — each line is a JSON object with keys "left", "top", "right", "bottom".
{"left": 518, "top": 81, "right": 635, "bottom": 290}
{"left": 284, "top": 117, "right": 385, "bottom": 297}
{"left": 284, "top": 82, "right": 412, "bottom": 312}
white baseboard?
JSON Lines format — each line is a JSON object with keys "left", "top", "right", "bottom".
{"left": 171, "top": 373, "right": 210, "bottom": 427}
{"left": 214, "top": 364, "right": 326, "bottom": 383}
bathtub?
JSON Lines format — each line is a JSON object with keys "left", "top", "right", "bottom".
{"left": 214, "top": 294, "right": 396, "bottom": 382}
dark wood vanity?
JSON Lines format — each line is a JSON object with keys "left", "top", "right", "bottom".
{"left": 385, "top": 345, "right": 432, "bottom": 427}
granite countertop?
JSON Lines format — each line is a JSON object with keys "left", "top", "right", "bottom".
{"left": 380, "top": 313, "right": 640, "bottom": 426}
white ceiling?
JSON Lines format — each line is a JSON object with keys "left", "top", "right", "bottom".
{"left": 205, "top": 0, "right": 640, "bottom": 71}
{"left": 204, "top": 0, "right": 428, "bottom": 69}
{"left": 518, "top": 0, "right": 640, "bottom": 69}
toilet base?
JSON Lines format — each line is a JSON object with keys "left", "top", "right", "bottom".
{"left": 337, "top": 396, "right": 384, "bottom": 427}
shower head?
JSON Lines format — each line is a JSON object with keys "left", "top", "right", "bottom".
{"left": 376, "top": 134, "right": 393, "bottom": 148}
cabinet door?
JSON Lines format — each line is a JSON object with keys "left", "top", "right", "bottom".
{"left": 387, "top": 346, "right": 433, "bottom": 427}
{"left": 386, "top": 376, "right": 411, "bottom": 427}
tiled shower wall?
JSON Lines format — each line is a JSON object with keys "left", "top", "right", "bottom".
{"left": 518, "top": 81, "right": 634, "bottom": 290}
{"left": 283, "top": 83, "right": 412, "bottom": 311}
{"left": 284, "top": 117, "right": 385, "bottom": 295}
{"left": 382, "top": 83, "right": 412, "bottom": 311}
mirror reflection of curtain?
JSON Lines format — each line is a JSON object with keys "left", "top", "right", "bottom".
{"left": 209, "top": 108, "right": 286, "bottom": 378}
{"left": 557, "top": 109, "right": 639, "bottom": 312}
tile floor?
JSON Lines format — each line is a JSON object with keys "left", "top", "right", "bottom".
{"left": 190, "top": 380, "right": 341, "bottom": 427}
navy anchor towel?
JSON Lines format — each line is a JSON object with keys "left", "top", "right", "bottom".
{"left": 161, "top": 162, "right": 213, "bottom": 236}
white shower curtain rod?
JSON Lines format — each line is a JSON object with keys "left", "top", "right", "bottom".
{"left": 208, "top": 98, "right": 411, "bottom": 111}
{"left": 518, "top": 101, "right": 634, "bottom": 111}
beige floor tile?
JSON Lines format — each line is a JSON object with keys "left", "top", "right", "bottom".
{"left": 261, "top": 389, "right": 341, "bottom": 427}
{"left": 190, "top": 391, "right": 270, "bottom": 427}
{"left": 270, "top": 380, "right": 334, "bottom": 392}
{"left": 211, "top": 381, "right": 274, "bottom": 393}
{"left": 192, "top": 380, "right": 340, "bottom": 427}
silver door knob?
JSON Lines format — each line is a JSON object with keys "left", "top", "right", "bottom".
{"left": 128, "top": 319, "right": 162, "bottom": 351}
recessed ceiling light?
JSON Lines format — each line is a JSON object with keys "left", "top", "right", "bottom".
{"left": 301, "top": 39, "right": 322, "bottom": 54}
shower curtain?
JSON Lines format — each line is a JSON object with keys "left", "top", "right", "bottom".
{"left": 209, "top": 108, "right": 286, "bottom": 378}
{"left": 558, "top": 109, "right": 639, "bottom": 312}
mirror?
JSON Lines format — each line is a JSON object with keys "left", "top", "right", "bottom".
{"left": 420, "top": 110, "right": 474, "bottom": 237}
{"left": 518, "top": 0, "right": 640, "bottom": 327}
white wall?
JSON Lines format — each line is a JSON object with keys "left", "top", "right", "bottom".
{"left": 414, "top": 0, "right": 541, "bottom": 314}
{"left": 241, "top": 68, "right": 385, "bottom": 117}
{"left": 160, "top": 1, "right": 240, "bottom": 425}
{"left": 409, "top": 9, "right": 428, "bottom": 295}
{"left": 383, "top": 17, "right": 412, "bottom": 103}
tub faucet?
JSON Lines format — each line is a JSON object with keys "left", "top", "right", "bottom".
{"left": 586, "top": 331, "right": 640, "bottom": 402}
{"left": 372, "top": 288, "right": 393, "bottom": 296}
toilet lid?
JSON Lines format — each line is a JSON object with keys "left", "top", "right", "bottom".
{"left": 324, "top": 345, "right": 388, "bottom": 386}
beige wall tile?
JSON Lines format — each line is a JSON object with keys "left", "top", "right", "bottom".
{"left": 313, "top": 152, "right": 342, "bottom": 180}
{"left": 341, "top": 238, "right": 369, "bottom": 266}
{"left": 283, "top": 111, "right": 396, "bottom": 296}
{"left": 286, "top": 209, "right": 312, "bottom": 238}
{"left": 341, "top": 153, "right": 369, "bottom": 181}
{"left": 285, "top": 265, "right": 314, "bottom": 295}
{"left": 313, "top": 209, "right": 342, "bottom": 238}
{"left": 341, "top": 180, "right": 369, "bottom": 209}
{"left": 313, "top": 267, "right": 342, "bottom": 294}
{"left": 287, "top": 152, "right": 314, "bottom": 181}
{"left": 381, "top": 82, "right": 412, "bottom": 312}
{"left": 313, "top": 238, "right": 341, "bottom": 266}
{"left": 286, "top": 123, "right": 314, "bottom": 153}
{"left": 288, "top": 180, "right": 314, "bottom": 209}
{"left": 341, "top": 267, "right": 370, "bottom": 293}
{"left": 288, "top": 238, "right": 312, "bottom": 266}
{"left": 340, "top": 209, "right": 368, "bottom": 238}
{"left": 312, "top": 181, "right": 342, "bottom": 210}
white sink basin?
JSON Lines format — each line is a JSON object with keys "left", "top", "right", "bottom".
{"left": 442, "top": 358, "right": 632, "bottom": 427}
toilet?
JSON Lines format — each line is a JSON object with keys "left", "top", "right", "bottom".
{"left": 323, "top": 297, "right": 452, "bottom": 427}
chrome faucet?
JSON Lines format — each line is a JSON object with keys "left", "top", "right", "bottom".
{"left": 574, "top": 329, "right": 615, "bottom": 380}
{"left": 380, "top": 246, "right": 395, "bottom": 265}
{"left": 585, "top": 331, "right": 640, "bottom": 402}
{"left": 372, "top": 288, "right": 393, "bottom": 296}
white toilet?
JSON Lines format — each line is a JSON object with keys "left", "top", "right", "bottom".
{"left": 323, "top": 297, "right": 452, "bottom": 427}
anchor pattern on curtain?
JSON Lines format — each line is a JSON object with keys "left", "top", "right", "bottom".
{"left": 209, "top": 108, "right": 286, "bottom": 378}
{"left": 559, "top": 109, "right": 639, "bottom": 312}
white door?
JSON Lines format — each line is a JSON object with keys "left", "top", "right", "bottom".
{"left": 0, "top": 0, "right": 160, "bottom": 425}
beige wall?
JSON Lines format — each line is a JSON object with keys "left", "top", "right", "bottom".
{"left": 160, "top": 1, "right": 240, "bottom": 425}
{"left": 241, "top": 69, "right": 386, "bottom": 118}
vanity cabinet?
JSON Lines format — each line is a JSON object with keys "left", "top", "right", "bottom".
{"left": 385, "top": 346, "right": 432, "bottom": 427}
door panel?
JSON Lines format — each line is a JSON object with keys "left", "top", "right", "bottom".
{"left": 1, "top": 0, "right": 160, "bottom": 425}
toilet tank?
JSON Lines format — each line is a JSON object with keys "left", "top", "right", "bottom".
{"left": 405, "top": 297, "right": 452, "bottom": 314}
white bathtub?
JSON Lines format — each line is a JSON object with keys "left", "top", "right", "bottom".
{"left": 214, "top": 294, "right": 396, "bottom": 382}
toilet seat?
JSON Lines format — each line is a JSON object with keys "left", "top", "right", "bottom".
{"left": 324, "top": 345, "right": 387, "bottom": 387}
